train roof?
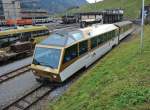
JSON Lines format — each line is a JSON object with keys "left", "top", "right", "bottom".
{"left": 114, "top": 21, "right": 132, "bottom": 27}
{"left": 41, "top": 29, "right": 84, "bottom": 47}
{"left": 40, "top": 24, "right": 118, "bottom": 47}
{"left": 79, "top": 24, "right": 118, "bottom": 38}
{"left": 0, "top": 26, "right": 48, "bottom": 37}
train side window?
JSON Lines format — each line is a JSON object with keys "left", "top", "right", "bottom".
{"left": 113, "top": 31, "right": 116, "bottom": 37}
{"left": 107, "top": 32, "right": 111, "bottom": 40}
{"left": 101, "top": 34, "right": 105, "bottom": 43}
{"left": 110, "top": 32, "right": 112, "bottom": 39}
{"left": 91, "top": 37, "right": 97, "bottom": 49}
{"left": 79, "top": 40, "right": 88, "bottom": 55}
{"left": 63, "top": 44, "right": 78, "bottom": 63}
{"left": 110, "top": 31, "right": 113, "bottom": 39}
{"left": 109, "top": 31, "right": 112, "bottom": 39}
{"left": 103, "top": 33, "right": 107, "bottom": 42}
{"left": 97, "top": 35, "right": 102, "bottom": 45}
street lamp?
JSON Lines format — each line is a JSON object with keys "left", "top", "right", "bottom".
{"left": 140, "top": 0, "right": 144, "bottom": 53}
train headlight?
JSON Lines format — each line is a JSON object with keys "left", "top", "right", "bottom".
{"left": 53, "top": 75, "right": 57, "bottom": 79}
{"left": 32, "top": 70, "right": 36, "bottom": 74}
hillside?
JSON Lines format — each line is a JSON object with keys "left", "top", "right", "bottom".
{"left": 66, "top": 0, "right": 150, "bottom": 19}
{"left": 38, "top": 0, "right": 87, "bottom": 14}
{"left": 21, "top": 0, "right": 87, "bottom": 14}
{"left": 49, "top": 25, "right": 150, "bottom": 110}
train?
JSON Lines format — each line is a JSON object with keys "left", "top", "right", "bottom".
{"left": 0, "top": 25, "right": 49, "bottom": 64}
{"left": 31, "top": 21, "right": 133, "bottom": 83}
{"left": 0, "top": 41, "right": 34, "bottom": 65}
{"left": 0, "top": 18, "right": 53, "bottom": 26}
{"left": 0, "top": 26, "right": 49, "bottom": 48}
{"left": 140, "top": 5, "right": 150, "bottom": 24}
{"left": 62, "top": 15, "right": 78, "bottom": 24}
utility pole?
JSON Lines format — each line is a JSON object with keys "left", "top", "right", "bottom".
{"left": 140, "top": 0, "right": 145, "bottom": 53}
{"left": 95, "top": 0, "right": 97, "bottom": 11}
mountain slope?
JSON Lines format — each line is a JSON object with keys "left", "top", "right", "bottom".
{"left": 21, "top": 0, "right": 87, "bottom": 14}
{"left": 67, "top": 0, "right": 150, "bottom": 19}
{"left": 38, "top": 0, "right": 87, "bottom": 13}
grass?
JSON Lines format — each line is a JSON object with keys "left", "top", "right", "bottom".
{"left": 48, "top": 25, "right": 150, "bottom": 110}
{"left": 65, "top": 0, "right": 150, "bottom": 19}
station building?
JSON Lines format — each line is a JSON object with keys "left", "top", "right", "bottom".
{"left": 0, "top": 0, "right": 48, "bottom": 20}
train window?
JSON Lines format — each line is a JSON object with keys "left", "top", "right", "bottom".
{"left": 0, "top": 37, "right": 10, "bottom": 47}
{"left": 100, "top": 34, "right": 104, "bottom": 43}
{"left": 32, "top": 31, "right": 37, "bottom": 37}
{"left": 63, "top": 44, "right": 78, "bottom": 63}
{"left": 110, "top": 31, "right": 113, "bottom": 39}
{"left": 91, "top": 37, "right": 97, "bottom": 49}
{"left": 107, "top": 32, "right": 111, "bottom": 40}
{"left": 102, "top": 33, "right": 107, "bottom": 43}
{"left": 72, "top": 32, "right": 83, "bottom": 41}
{"left": 11, "top": 34, "right": 21, "bottom": 41}
{"left": 97, "top": 35, "right": 102, "bottom": 45}
{"left": 108, "top": 32, "right": 111, "bottom": 39}
{"left": 112, "top": 31, "right": 115, "bottom": 38}
{"left": 111, "top": 31, "right": 113, "bottom": 39}
{"left": 33, "top": 47, "right": 61, "bottom": 69}
{"left": 41, "top": 34, "right": 74, "bottom": 46}
{"left": 79, "top": 40, "right": 88, "bottom": 55}
{"left": 22, "top": 32, "right": 31, "bottom": 41}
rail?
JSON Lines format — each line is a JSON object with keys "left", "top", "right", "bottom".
{"left": 2, "top": 84, "right": 56, "bottom": 110}
{"left": 0, "top": 64, "right": 30, "bottom": 84}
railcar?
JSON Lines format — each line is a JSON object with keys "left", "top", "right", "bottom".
{"left": 0, "top": 41, "right": 34, "bottom": 65}
{"left": 114, "top": 21, "right": 133, "bottom": 41}
{"left": 0, "top": 26, "right": 49, "bottom": 48}
{"left": 62, "top": 15, "right": 78, "bottom": 24}
{"left": 5, "top": 19, "right": 32, "bottom": 26}
{"left": 31, "top": 21, "right": 133, "bottom": 83}
{"left": 0, "top": 20, "right": 6, "bottom": 26}
{"left": 33, "top": 18, "right": 53, "bottom": 24}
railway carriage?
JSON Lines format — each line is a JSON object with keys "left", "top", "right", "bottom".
{"left": 31, "top": 21, "right": 133, "bottom": 83}
{"left": 114, "top": 21, "right": 133, "bottom": 41}
{"left": 0, "top": 26, "right": 49, "bottom": 48}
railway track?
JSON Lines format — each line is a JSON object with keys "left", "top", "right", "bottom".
{"left": 2, "top": 84, "right": 56, "bottom": 110}
{"left": 0, "top": 65, "right": 31, "bottom": 84}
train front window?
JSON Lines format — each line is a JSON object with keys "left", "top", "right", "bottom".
{"left": 33, "top": 47, "right": 61, "bottom": 69}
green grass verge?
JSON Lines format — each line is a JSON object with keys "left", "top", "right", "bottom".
{"left": 49, "top": 25, "right": 150, "bottom": 110}
{"left": 65, "top": 0, "right": 150, "bottom": 19}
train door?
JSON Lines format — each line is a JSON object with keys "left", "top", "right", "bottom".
{"left": 86, "top": 37, "right": 98, "bottom": 67}
{"left": 110, "top": 30, "right": 119, "bottom": 47}
{"left": 85, "top": 51, "right": 94, "bottom": 67}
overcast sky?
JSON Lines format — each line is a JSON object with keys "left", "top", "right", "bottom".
{"left": 86, "top": 0, "right": 103, "bottom": 3}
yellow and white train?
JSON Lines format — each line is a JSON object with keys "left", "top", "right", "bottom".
{"left": 31, "top": 21, "right": 133, "bottom": 82}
